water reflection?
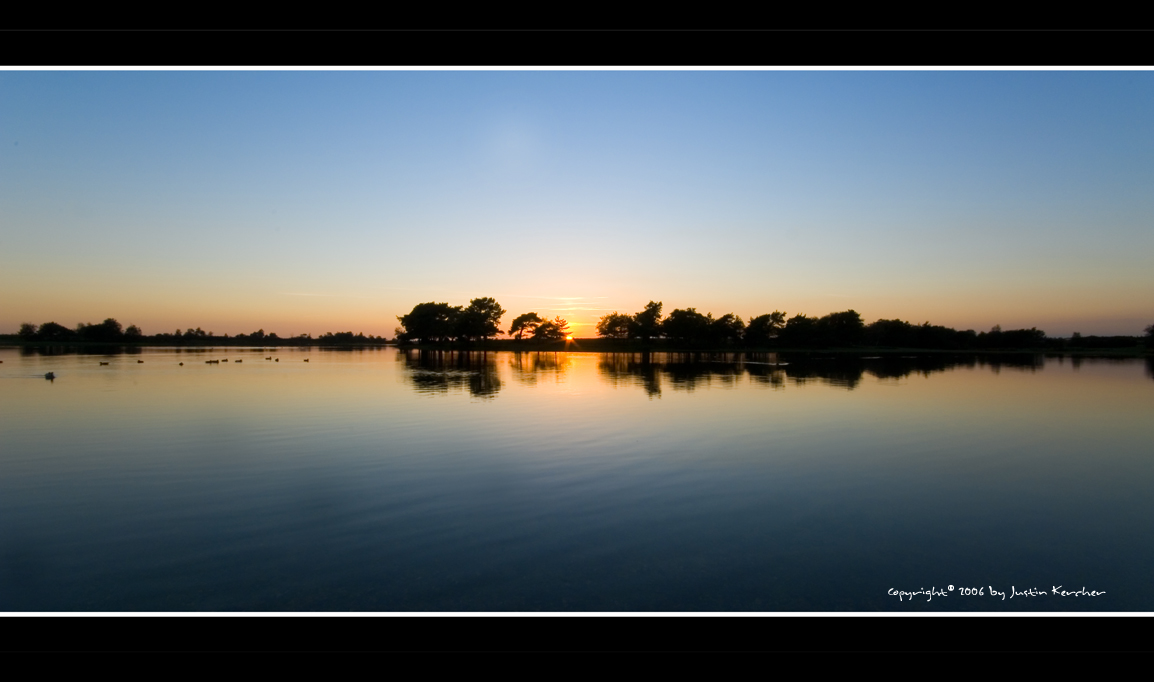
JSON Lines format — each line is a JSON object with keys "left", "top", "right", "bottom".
{"left": 21, "top": 344, "right": 144, "bottom": 357}
{"left": 508, "top": 351, "right": 571, "bottom": 387}
{"left": 388, "top": 349, "right": 1144, "bottom": 399}
{"left": 3, "top": 345, "right": 1154, "bottom": 611}
{"left": 398, "top": 349, "right": 502, "bottom": 398}
{"left": 598, "top": 353, "right": 664, "bottom": 396}
{"left": 14, "top": 345, "right": 294, "bottom": 357}
{"left": 591, "top": 352, "right": 1051, "bottom": 396}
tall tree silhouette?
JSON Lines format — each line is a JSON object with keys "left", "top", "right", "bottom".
{"left": 532, "top": 316, "right": 571, "bottom": 341}
{"left": 396, "top": 302, "right": 459, "bottom": 344}
{"left": 817, "top": 310, "right": 864, "bottom": 347}
{"left": 76, "top": 318, "right": 124, "bottom": 342}
{"left": 710, "top": 313, "right": 745, "bottom": 346}
{"left": 662, "top": 308, "right": 710, "bottom": 343}
{"left": 509, "top": 312, "right": 545, "bottom": 340}
{"left": 456, "top": 297, "right": 506, "bottom": 342}
{"left": 778, "top": 314, "right": 818, "bottom": 347}
{"left": 595, "top": 312, "right": 633, "bottom": 339}
{"left": 745, "top": 311, "right": 786, "bottom": 347}
{"left": 631, "top": 301, "right": 663, "bottom": 341}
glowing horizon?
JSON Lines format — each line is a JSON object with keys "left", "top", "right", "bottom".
{"left": 3, "top": 71, "right": 1153, "bottom": 338}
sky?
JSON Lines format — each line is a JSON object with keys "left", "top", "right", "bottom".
{"left": 2, "top": 70, "right": 1153, "bottom": 337}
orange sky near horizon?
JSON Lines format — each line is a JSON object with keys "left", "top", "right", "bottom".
{"left": 6, "top": 278, "right": 1153, "bottom": 339}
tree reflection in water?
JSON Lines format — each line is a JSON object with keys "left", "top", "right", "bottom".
{"left": 508, "top": 351, "right": 571, "bottom": 388}
{"left": 397, "top": 349, "right": 502, "bottom": 399}
{"left": 395, "top": 349, "right": 1131, "bottom": 399}
{"left": 598, "top": 353, "right": 664, "bottom": 397}
{"left": 597, "top": 352, "right": 1049, "bottom": 397}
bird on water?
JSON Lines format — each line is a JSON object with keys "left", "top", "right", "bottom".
{"left": 45, "top": 372, "right": 55, "bottom": 380}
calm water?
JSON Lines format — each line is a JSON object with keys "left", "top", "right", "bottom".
{"left": 2, "top": 346, "right": 1153, "bottom": 611}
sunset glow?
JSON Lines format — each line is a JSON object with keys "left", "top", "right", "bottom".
{"left": 3, "top": 71, "right": 1153, "bottom": 337}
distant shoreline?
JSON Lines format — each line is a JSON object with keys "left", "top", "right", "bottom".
{"left": 2, "top": 337, "right": 1149, "bottom": 357}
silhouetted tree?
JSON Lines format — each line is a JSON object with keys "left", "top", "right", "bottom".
{"left": 397, "top": 302, "right": 459, "bottom": 344}
{"left": 77, "top": 318, "right": 124, "bottom": 342}
{"left": 977, "top": 326, "right": 1046, "bottom": 349}
{"left": 18, "top": 323, "right": 37, "bottom": 340}
{"left": 532, "top": 316, "right": 571, "bottom": 341}
{"left": 36, "top": 322, "right": 76, "bottom": 341}
{"left": 662, "top": 308, "right": 711, "bottom": 343}
{"left": 864, "top": 318, "right": 977, "bottom": 350}
{"left": 631, "top": 301, "right": 663, "bottom": 341}
{"left": 1146, "top": 324, "right": 1154, "bottom": 340}
{"left": 745, "top": 311, "right": 786, "bottom": 347}
{"left": 455, "top": 297, "right": 506, "bottom": 341}
{"left": 1064, "top": 334, "right": 1138, "bottom": 349}
{"left": 778, "top": 314, "right": 818, "bottom": 347}
{"left": 816, "top": 309, "right": 864, "bottom": 347}
{"left": 710, "top": 313, "right": 745, "bottom": 346}
{"left": 775, "top": 310, "right": 865, "bottom": 348}
{"left": 124, "top": 325, "right": 143, "bottom": 340}
{"left": 509, "top": 312, "right": 545, "bottom": 340}
{"left": 321, "top": 331, "right": 356, "bottom": 343}
{"left": 595, "top": 312, "right": 633, "bottom": 339}
{"left": 864, "top": 318, "right": 914, "bottom": 347}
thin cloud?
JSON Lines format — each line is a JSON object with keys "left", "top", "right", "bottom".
{"left": 281, "top": 292, "right": 374, "bottom": 300}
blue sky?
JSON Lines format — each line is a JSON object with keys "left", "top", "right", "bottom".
{"left": 3, "top": 70, "right": 1152, "bottom": 336}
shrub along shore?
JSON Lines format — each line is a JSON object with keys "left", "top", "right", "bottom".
{"left": 8, "top": 319, "right": 386, "bottom": 347}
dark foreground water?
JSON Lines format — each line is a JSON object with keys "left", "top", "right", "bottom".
{"left": 2, "top": 346, "right": 1153, "bottom": 611}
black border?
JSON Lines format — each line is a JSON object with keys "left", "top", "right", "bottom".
{"left": 2, "top": 30, "right": 1152, "bottom": 67}
{"left": 2, "top": 613, "right": 1149, "bottom": 653}
{"left": 3, "top": 30, "right": 1151, "bottom": 652}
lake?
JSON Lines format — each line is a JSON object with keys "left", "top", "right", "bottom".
{"left": 2, "top": 346, "right": 1152, "bottom": 611}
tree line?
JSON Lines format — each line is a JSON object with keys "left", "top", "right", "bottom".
{"left": 15, "top": 319, "right": 387, "bottom": 346}
{"left": 594, "top": 302, "right": 1154, "bottom": 350}
{"left": 394, "top": 298, "right": 573, "bottom": 344}
{"left": 392, "top": 297, "right": 1149, "bottom": 350}
{"left": 14, "top": 307, "right": 1154, "bottom": 351}
{"left": 593, "top": 301, "right": 1144, "bottom": 350}
{"left": 393, "top": 297, "right": 1154, "bottom": 350}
